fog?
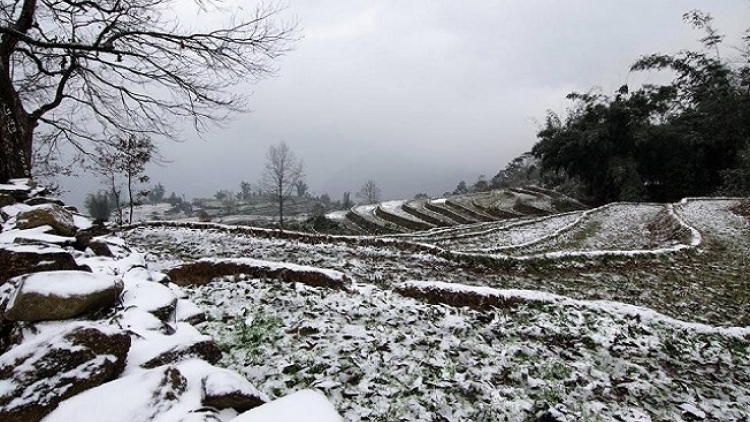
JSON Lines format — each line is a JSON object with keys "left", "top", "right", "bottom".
{"left": 60, "top": 0, "right": 749, "bottom": 207}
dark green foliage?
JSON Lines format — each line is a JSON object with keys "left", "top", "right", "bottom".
{"left": 532, "top": 11, "right": 750, "bottom": 204}
{"left": 491, "top": 152, "right": 541, "bottom": 189}
{"left": 85, "top": 191, "right": 113, "bottom": 221}
{"left": 148, "top": 183, "right": 166, "bottom": 203}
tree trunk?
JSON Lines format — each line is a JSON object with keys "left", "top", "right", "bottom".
{"left": 0, "top": 99, "right": 33, "bottom": 183}
{"left": 278, "top": 192, "right": 284, "bottom": 230}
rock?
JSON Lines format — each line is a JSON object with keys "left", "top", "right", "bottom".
{"left": 0, "top": 324, "right": 130, "bottom": 422}
{"left": 167, "top": 258, "right": 351, "bottom": 290}
{"left": 87, "top": 239, "right": 114, "bottom": 257}
{"left": 230, "top": 389, "right": 343, "bottom": 422}
{"left": 0, "top": 193, "right": 15, "bottom": 207}
{"left": 41, "top": 365, "right": 186, "bottom": 422}
{"left": 0, "top": 179, "right": 32, "bottom": 202}
{"left": 141, "top": 337, "right": 223, "bottom": 368}
{"left": 15, "top": 204, "right": 77, "bottom": 237}
{"left": 202, "top": 368, "right": 269, "bottom": 412}
{"left": 122, "top": 280, "right": 178, "bottom": 323}
{"left": 3, "top": 271, "right": 123, "bottom": 322}
{"left": 0, "top": 245, "right": 85, "bottom": 286}
{"left": 176, "top": 299, "right": 207, "bottom": 325}
{"left": 73, "top": 222, "right": 112, "bottom": 252}
{"left": 24, "top": 197, "right": 65, "bottom": 207}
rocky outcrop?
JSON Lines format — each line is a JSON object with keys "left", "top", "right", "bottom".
{"left": 15, "top": 204, "right": 77, "bottom": 237}
{"left": 41, "top": 365, "right": 187, "bottom": 422}
{"left": 201, "top": 369, "right": 268, "bottom": 412}
{"left": 0, "top": 324, "right": 131, "bottom": 422}
{"left": 3, "top": 271, "right": 123, "bottom": 322}
{"left": 0, "top": 245, "right": 85, "bottom": 286}
{"left": 141, "top": 337, "right": 223, "bottom": 369}
{"left": 230, "top": 389, "right": 343, "bottom": 422}
{"left": 167, "top": 258, "right": 351, "bottom": 290}
{"left": 23, "top": 197, "right": 65, "bottom": 207}
{"left": 122, "top": 280, "right": 178, "bottom": 323}
{"left": 0, "top": 193, "right": 15, "bottom": 207}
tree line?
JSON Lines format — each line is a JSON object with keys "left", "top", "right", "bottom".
{"left": 531, "top": 11, "right": 750, "bottom": 205}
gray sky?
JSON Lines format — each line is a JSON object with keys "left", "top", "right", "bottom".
{"left": 62, "top": 0, "right": 749, "bottom": 207}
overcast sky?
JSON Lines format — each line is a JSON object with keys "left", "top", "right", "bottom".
{"left": 62, "top": 0, "right": 749, "bottom": 207}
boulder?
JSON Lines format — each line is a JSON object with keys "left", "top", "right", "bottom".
{"left": 23, "top": 197, "right": 65, "bottom": 207}
{"left": 122, "top": 280, "right": 178, "bottom": 323}
{"left": 0, "top": 324, "right": 130, "bottom": 422}
{"left": 15, "top": 204, "right": 76, "bottom": 237}
{"left": 0, "top": 245, "right": 85, "bottom": 286}
{"left": 3, "top": 271, "right": 123, "bottom": 322}
{"left": 201, "top": 368, "right": 268, "bottom": 412}
{"left": 0, "top": 193, "right": 15, "bottom": 207}
{"left": 141, "top": 336, "right": 223, "bottom": 369}
{"left": 0, "top": 179, "right": 32, "bottom": 202}
{"left": 41, "top": 365, "right": 186, "bottom": 422}
{"left": 230, "top": 390, "right": 343, "bottom": 422}
{"left": 176, "top": 299, "right": 207, "bottom": 325}
{"left": 73, "top": 222, "right": 113, "bottom": 253}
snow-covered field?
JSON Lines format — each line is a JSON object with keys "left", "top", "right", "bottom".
{"left": 118, "top": 198, "right": 750, "bottom": 421}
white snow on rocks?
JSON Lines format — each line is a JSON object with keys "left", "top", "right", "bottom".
{"left": 229, "top": 390, "right": 342, "bottom": 422}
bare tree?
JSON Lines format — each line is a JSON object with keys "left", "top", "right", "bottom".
{"left": 0, "top": 1, "right": 295, "bottom": 183}
{"left": 261, "top": 141, "right": 303, "bottom": 228}
{"left": 357, "top": 180, "right": 382, "bottom": 204}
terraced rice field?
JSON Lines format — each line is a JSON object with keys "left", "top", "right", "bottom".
{"left": 124, "top": 197, "right": 750, "bottom": 421}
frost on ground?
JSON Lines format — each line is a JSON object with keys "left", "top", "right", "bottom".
{"left": 118, "top": 197, "right": 750, "bottom": 421}
{"left": 189, "top": 277, "right": 750, "bottom": 422}
{"left": 124, "top": 199, "right": 750, "bottom": 326}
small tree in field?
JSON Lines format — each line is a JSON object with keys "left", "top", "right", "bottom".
{"left": 92, "top": 135, "right": 154, "bottom": 224}
{"left": 357, "top": 180, "right": 382, "bottom": 204}
{"left": 84, "top": 191, "right": 113, "bottom": 221}
{"left": 261, "top": 142, "right": 304, "bottom": 229}
{"left": 0, "top": 1, "right": 295, "bottom": 183}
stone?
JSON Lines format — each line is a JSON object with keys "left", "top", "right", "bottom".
{"left": 0, "top": 245, "right": 85, "bottom": 286}
{"left": 0, "top": 179, "right": 32, "bottom": 202}
{"left": 15, "top": 204, "right": 77, "bottom": 237}
{"left": 141, "top": 337, "right": 223, "bottom": 368}
{"left": 23, "top": 197, "right": 65, "bottom": 207}
{"left": 229, "top": 390, "right": 343, "bottom": 422}
{"left": 0, "top": 324, "right": 130, "bottom": 422}
{"left": 4, "top": 271, "right": 123, "bottom": 322}
{"left": 201, "top": 369, "right": 268, "bottom": 412}
{"left": 41, "top": 365, "right": 186, "bottom": 422}
{"left": 0, "top": 193, "right": 15, "bottom": 207}
{"left": 176, "top": 299, "right": 207, "bottom": 325}
{"left": 122, "top": 280, "right": 178, "bottom": 323}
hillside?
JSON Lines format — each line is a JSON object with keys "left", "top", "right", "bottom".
{"left": 325, "top": 187, "right": 587, "bottom": 235}
{"left": 122, "top": 196, "right": 750, "bottom": 421}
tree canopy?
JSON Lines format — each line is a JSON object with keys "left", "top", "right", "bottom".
{"left": 0, "top": 0, "right": 294, "bottom": 182}
{"left": 532, "top": 11, "right": 750, "bottom": 204}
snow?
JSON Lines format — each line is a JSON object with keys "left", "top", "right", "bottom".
{"left": 72, "top": 214, "right": 94, "bottom": 230}
{"left": 0, "top": 225, "right": 75, "bottom": 245}
{"left": 379, "top": 200, "right": 433, "bottom": 226}
{"left": 40, "top": 366, "right": 184, "bottom": 422}
{"left": 229, "top": 390, "right": 343, "bottom": 422}
{"left": 197, "top": 257, "right": 349, "bottom": 282}
{"left": 9, "top": 271, "right": 119, "bottom": 299}
{"left": 202, "top": 368, "right": 269, "bottom": 402}
{"left": 324, "top": 211, "right": 347, "bottom": 221}
{"left": 397, "top": 280, "right": 750, "bottom": 338}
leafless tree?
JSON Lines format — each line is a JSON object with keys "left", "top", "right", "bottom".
{"left": 261, "top": 141, "right": 303, "bottom": 229}
{"left": 0, "top": 0, "right": 295, "bottom": 183}
{"left": 357, "top": 180, "right": 382, "bottom": 204}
